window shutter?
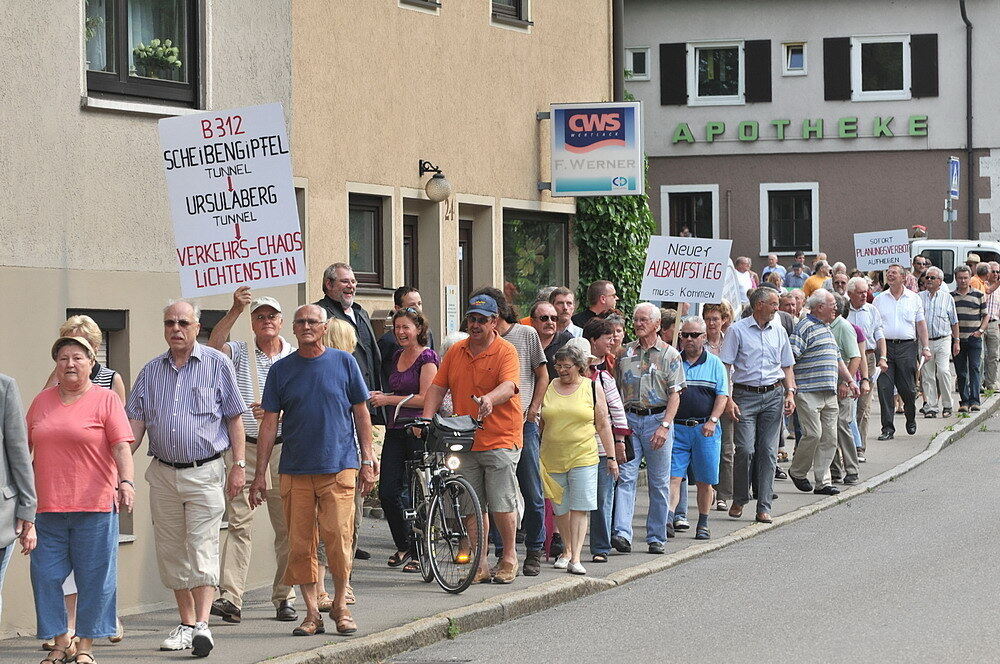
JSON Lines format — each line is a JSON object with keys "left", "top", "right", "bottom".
{"left": 744, "top": 40, "right": 772, "bottom": 103}
{"left": 659, "top": 43, "right": 687, "bottom": 105}
{"left": 823, "top": 37, "right": 851, "bottom": 101}
{"left": 910, "top": 33, "right": 939, "bottom": 98}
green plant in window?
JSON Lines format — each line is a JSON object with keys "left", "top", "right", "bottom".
{"left": 133, "top": 38, "right": 182, "bottom": 79}
{"left": 504, "top": 218, "right": 558, "bottom": 315}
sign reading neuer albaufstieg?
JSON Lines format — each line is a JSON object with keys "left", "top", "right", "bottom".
{"left": 854, "top": 229, "right": 912, "bottom": 271}
{"left": 640, "top": 236, "right": 733, "bottom": 303}
{"left": 550, "top": 101, "right": 643, "bottom": 198}
{"left": 159, "top": 102, "right": 305, "bottom": 298}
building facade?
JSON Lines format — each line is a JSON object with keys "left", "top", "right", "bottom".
{"left": 0, "top": 0, "right": 613, "bottom": 636}
{"left": 624, "top": 0, "right": 1000, "bottom": 265}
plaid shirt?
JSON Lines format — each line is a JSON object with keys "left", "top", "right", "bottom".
{"left": 986, "top": 287, "right": 1000, "bottom": 322}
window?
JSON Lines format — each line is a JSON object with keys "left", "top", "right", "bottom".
{"left": 348, "top": 194, "right": 385, "bottom": 286}
{"left": 492, "top": 0, "right": 530, "bottom": 25}
{"left": 851, "top": 35, "right": 911, "bottom": 101}
{"left": 661, "top": 185, "right": 719, "bottom": 239}
{"left": 687, "top": 41, "right": 744, "bottom": 106}
{"left": 783, "top": 42, "right": 806, "bottom": 76}
{"left": 403, "top": 215, "right": 418, "bottom": 288}
{"left": 626, "top": 47, "right": 650, "bottom": 81}
{"left": 400, "top": 0, "right": 440, "bottom": 11}
{"left": 759, "top": 183, "right": 819, "bottom": 255}
{"left": 917, "top": 250, "right": 954, "bottom": 286}
{"left": 86, "top": 0, "right": 199, "bottom": 105}
{"left": 503, "top": 211, "right": 568, "bottom": 316}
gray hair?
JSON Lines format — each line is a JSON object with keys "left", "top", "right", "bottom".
{"left": 925, "top": 266, "right": 944, "bottom": 280}
{"left": 440, "top": 331, "right": 469, "bottom": 357}
{"left": 553, "top": 343, "right": 589, "bottom": 374}
{"left": 833, "top": 292, "right": 849, "bottom": 318}
{"left": 832, "top": 261, "right": 847, "bottom": 274}
{"left": 323, "top": 262, "right": 353, "bottom": 283}
{"left": 164, "top": 299, "right": 201, "bottom": 321}
{"left": 633, "top": 301, "right": 660, "bottom": 321}
{"left": 814, "top": 260, "right": 830, "bottom": 272}
{"left": 604, "top": 314, "right": 626, "bottom": 328}
{"left": 680, "top": 315, "right": 706, "bottom": 332}
{"left": 535, "top": 286, "right": 557, "bottom": 302}
{"left": 294, "top": 304, "right": 328, "bottom": 322}
{"left": 976, "top": 263, "right": 990, "bottom": 277}
{"left": 748, "top": 286, "right": 778, "bottom": 308}
{"left": 846, "top": 276, "right": 869, "bottom": 293}
{"left": 805, "top": 288, "right": 832, "bottom": 311}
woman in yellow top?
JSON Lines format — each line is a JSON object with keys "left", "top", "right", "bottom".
{"left": 539, "top": 344, "right": 617, "bottom": 575}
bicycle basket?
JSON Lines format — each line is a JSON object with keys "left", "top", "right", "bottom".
{"left": 426, "top": 414, "right": 477, "bottom": 453}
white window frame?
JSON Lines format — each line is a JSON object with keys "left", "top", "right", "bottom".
{"left": 687, "top": 40, "right": 745, "bottom": 106}
{"left": 625, "top": 47, "right": 650, "bottom": 81}
{"left": 661, "top": 184, "right": 720, "bottom": 239}
{"left": 851, "top": 34, "right": 911, "bottom": 102}
{"left": 758, "top": 182, "right": 819, "bottom": 257}
{"left": 782, "top": 42, "right": 807, "bottom": 77}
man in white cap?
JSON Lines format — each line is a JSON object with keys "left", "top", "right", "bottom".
{"left": 206, "top": 286, "right": 297, "bottom": 623}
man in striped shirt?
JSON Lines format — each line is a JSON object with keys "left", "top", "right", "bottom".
{"left": 127, "top": 300, "right": 248, "bottom": 657}
{"left": 918, "top": 267, "right": 959, "bottom": 418}
{"left": 952, "top": 266, "right": 988, "bottom": 412}
{"left": 787, "top": 289, "right": 858, "bottom": 496}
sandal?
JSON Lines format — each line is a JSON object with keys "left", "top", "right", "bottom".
{"left": 41, "top": 648, "right": 70, "bottom": 664}
{"left": 42, "top": 633, "right": 75, "bottom": 651}
{"left": 401, "top": 559, "right": 421, "bottom": 573}
{"left": 334, "top": 613, "right": 358, "bottom": 635}
{"left": 592, "top": 553, "right": 608, "bottom": 563}
{"left": 387, "top": 551, "right": 411, "bottom": 567}
{"left": 345, "top": 586, "right": 356, "bottom": 605}
{"left": 317, "top": 592, "right": 332, "bottom": 612}
{"left": 75, "top": 653, "right": 97, "bottom": 664}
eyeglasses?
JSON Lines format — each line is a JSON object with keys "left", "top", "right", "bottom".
{"left": 293, "top": 318, "right": 324, "bottom": 326}
{"left": 164, "top": 319, "right": 194, "bottom": 328}
{"left": 534, "top": 315, "right": 557, "bottom": 322}
{"left": 925, "top": 276, "right": 939, "bottom": 280}
{"left": 632, "top": 317, "right": 652, "bottom": 324}
{"left": 993, "top": 270, "right": 1000, "bottom": 274}
{"left": 400, "top": 307, "right": 420, "bottom": 314}
{"left": 680, "top": 332, "right": 703, "bottom": 339}
{"left": 253, "top": 313, "right": 281, "bottom": 321}
{"left": 466, "top": 314, "right": 490, "bottom": 325}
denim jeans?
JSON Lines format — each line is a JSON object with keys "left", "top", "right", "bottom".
{"left": 378, "top": 427, "right": 423, "bottom": 554}
{"left": 732, "top": 387, "right": 784, "bottom": 515}
{"left": 588, "top": 455, "right": 616, "bottom": 556}
{"left": 31, "top": 511, "right": 119, "bottom": 639}
{"left": 675, "top": 478, "right": 689, "bottom": 518}
{"left": 492, "top": 421, "right": 545, "bottom": 556}
{"left": 956, "top": 336, "right": 983, "bottom": 406}
{"left": 613, "top": 412, "right": 672, "bottom": 544}
{"left": 0, "top": 543, "right": 12, "bottom": 621}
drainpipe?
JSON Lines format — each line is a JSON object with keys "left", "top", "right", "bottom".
{"left": 960, "top": 1, "right": 974, "bottom": 239}
{"left": 612, "top": 0, "right": 624, "bottom": 101}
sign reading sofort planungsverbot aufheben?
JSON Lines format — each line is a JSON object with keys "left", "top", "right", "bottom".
{"left": 639, "top": 236, "right": 733, "bottom": 304}
{"left": 853, "top": 229, "right": 912, "bottom": 272}
{"left": 550, "top": 102, "right": 643, "bottom": 198}
{"left": 159, "top": 102, "right": 305, "bottom": 298}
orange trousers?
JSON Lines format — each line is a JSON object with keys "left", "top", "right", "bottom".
{"left": 279, "top": 470, "right": 357, "bottom": 586}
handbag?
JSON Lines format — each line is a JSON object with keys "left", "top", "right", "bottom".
{"left": 426, "top": 414, "right": 478, "bottom": 454}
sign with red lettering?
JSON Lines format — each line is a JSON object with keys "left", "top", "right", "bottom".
{"left": 853, "top": 229, "right": 911, "bottom": 271}
{"left": 158, "top": 102, "right": 305, "bottom": 297}
{"left": 550, "top": 102, "right": 643, "bottom": 197}
{"left": 639, "top": 236, "right": 733, "bottom": 303}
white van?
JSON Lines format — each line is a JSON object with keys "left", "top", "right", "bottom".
{"left": 911, "top": 239, "right": 1000, "bottom": 291}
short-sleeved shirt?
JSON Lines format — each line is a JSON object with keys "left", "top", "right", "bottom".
{"left": 919, "top": 289, "right": 959, "bottom": 339}
{"left": 262, "top": 348, "right": 369, "bottom": 474}
{"left": 432, "top": 334, "right": 523, "bottom": 451}
{"left": 615, "top": 338, "right": 686, "bottom": 409}
{"left": 784, "top": 271, "right": 808, "bottom": 289}
{"left": 790, "top": 315, "right": 841, "bottom": 393}
{"left": 387, "top": 347, "right": 440, "bottom": 429}
{"left": 28, "top": 386, "right": 134, "bottom": 513}
{"left": 676, "top": 350, "right": 728, "bottom": 420}
{"left": 953, "top": 289, "right": 987, "bottom": 339}
{"left": 543, "top": 330, "right": 573, "bottom": 380}
{"left": 226, "top": 337, "right": 295, "bottom": 438}
{"left": 126, "top": 343, "right": 246, "bottom": 464}
{"left": 721, "top": 315, "right": 795, "bottom": 387}
{"left": 848, "top": 303, "right": 885, "bottom": 347}
{"left": 830, "top": 317, "right": 862, "bottom": 363}
{"left": 499, "top": 323, "right": 547, "bottom": 411}
{"left": 873, "top": 289, "right": 925, "bottom": 340}
{"left": 803, "top": 274, "right": 827, "bottom": 296}
{"left": 762, "top": 265, "right": 787, "bottom": 279}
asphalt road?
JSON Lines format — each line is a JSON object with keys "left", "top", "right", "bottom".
{"left": 392, "top": 416, "right": 1000, "bottom": 664}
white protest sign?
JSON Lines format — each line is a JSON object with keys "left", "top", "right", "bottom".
{"left": 639, "top": 236, "right": 733, "bottom": 303}
{"left": 159, "top": 102, "right": 305, "bottom": 298}
{"left": 853, "top": 229, "right": 911, "bottom": 271}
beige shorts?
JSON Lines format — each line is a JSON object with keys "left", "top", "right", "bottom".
{"left": 456, "top": 447, "right": 520, "bottom": 514}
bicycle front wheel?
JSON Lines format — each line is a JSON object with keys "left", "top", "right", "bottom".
{"left": 425, "top": 475, "right": 484, "bottom": 593}
{"left": 408, "top": 470, "right": 434, "bottom": 583}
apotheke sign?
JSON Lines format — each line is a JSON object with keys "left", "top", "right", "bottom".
{"left": 670, "top": 114, "right": 929, "bottom": 144}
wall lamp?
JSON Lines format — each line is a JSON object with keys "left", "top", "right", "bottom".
{"left": 419, "top": 159, "right": 453, "bottom": 203}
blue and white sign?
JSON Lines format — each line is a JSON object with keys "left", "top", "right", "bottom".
{"left": 550, "top": 102, "right": 643, "bottom": 197}
{"left": 949, "top": 156, "right": 960, "bottom": 200}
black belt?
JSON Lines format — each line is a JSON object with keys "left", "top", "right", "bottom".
{"left": 246, "top": 436, "right": 282, "bottom": 444}
{"left": 886, "top": 338, "right": 915, "bottom": 344}
{"left": 929, "top": 335, "right": 949, "bottom": 341}
{"left": 733, "top": 381, "right": 782, "bottom": 393}
{"left": 674, "top": 417, "right": 708, "bottom": 427}
{"left": 625, "top": 405, "right": 666, "bottom": 416}
{"left": 155, "top": 452, "right": 222, "bottom": 469}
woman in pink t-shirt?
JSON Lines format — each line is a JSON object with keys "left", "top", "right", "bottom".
{"left": 27, "top": 337, "right": 135, "bottom": 664}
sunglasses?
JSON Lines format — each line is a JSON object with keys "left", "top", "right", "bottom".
{"left": 467, "top": 314, "right": 490, "bottom": 325}
{"left": 534, "top": 315, "right": 557, "bottom": 322}
{"left": 680, "top": 332, "right": 703, "bottom": 339}
{"left": 293, "top": 318, "right": 324, "bottom": 326}
{"left": 925, "top": 276, "right": 939, "bottom": 280}
{"left": 164, "top": 319, "right": 194, "bottom": 328}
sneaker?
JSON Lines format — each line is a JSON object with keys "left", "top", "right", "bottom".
{"left": 714, "top": 499, "right": 728, "bottom": 511}
{"left": 160, "top": 624, "right": 193, "bottom": 651}
{"left": 522, "top": 549, "right": 542, "bottom": 577}
{"left": 673, "top": 516, "right": 690, "bottom": 531}
{"left": 567, "top": 561, "right": 587, "bottom": 575}
{"left": 857, "top": 453, "right": 867, "bottom": 463}
{"left": 553, "top": 556, "right": 569, "bottom": 569}
{"left": 191, "top": 622, "right": 214, "bottom": 658}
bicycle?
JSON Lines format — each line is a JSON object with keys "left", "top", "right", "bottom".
{"left": 398, "top": 414, "right": 485, "bottom": 593}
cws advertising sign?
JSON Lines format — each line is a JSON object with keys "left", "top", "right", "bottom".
{"left": 550, "top": 102, "right": 643, "bottom": 198}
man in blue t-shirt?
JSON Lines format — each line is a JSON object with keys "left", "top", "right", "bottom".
{"left": 249, "top": 304, "right": 377, "bottom": 638}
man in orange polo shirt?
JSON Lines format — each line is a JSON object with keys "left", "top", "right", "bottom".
{"left": 420, "top": 294, "right": 522, "bottom": 584}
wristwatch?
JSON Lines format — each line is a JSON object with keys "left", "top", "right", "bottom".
{"left": 119, "top": 479, "right": 135, "bottom": 488}
{"left": 787, "top": 387, "right": 798, "bottom": 395}
{"left": 709, "top": 416, "right": 719, "bottom": 423}
{"left": 659, "top": 421, "right": 671, "bottom": 429}
{"left": 234, "top": 459, "right": 246, "bottom": 468}
{"left": 361, "top": 460, "right": 375, "bottom": 467}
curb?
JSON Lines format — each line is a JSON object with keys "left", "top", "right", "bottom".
{"left": 267, "top": 395, "right": 999, "bottom": 664}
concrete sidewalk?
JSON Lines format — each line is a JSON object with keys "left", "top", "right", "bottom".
{"left": 3, "top": 396, "right": 988, "bottom": 663}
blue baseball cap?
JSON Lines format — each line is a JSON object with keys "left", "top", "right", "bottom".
{"left": 467, "top": 294, "right": 499, "bottom": 317}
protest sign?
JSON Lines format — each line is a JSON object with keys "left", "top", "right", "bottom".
{"left": 639, "top": 236, "right": 733, "bottom": 303}
{"left": 159, "top": 102, "right": 305, "bottom": 298}
{"left": 853, "top": 229, "right": 911, "bottom": 271}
